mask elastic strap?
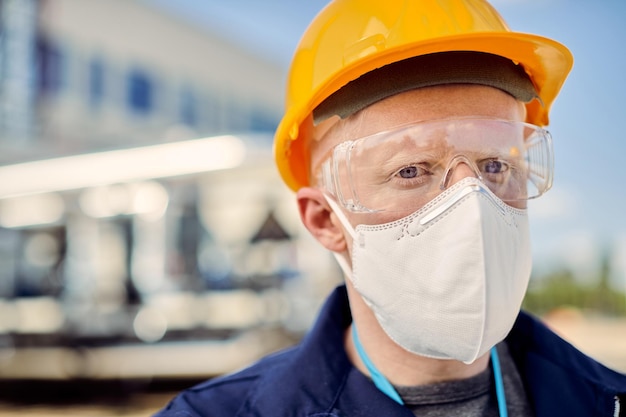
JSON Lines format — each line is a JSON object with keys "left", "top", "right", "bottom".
{"left": 323, "top": 194, "right": 358, "bottom": 277}
{"left": 323, "top": 194, "right": 358, "bottom": 241}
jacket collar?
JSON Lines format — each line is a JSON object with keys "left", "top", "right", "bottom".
{"left": 237, "top": 285, "right": 412, "bottom": 416}
{"left": 507, "top": 311, "right": 626, "bottom": 416}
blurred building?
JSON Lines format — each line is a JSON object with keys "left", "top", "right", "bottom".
{"left": 0, "top": 0, "right": 340, "bottom": 383}
{"left": 0, "top": 0, "right": 283, "bottom": 162}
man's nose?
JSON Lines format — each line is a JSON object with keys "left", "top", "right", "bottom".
{"left": 440, "top": 155, "right": 482, "bottom": 190}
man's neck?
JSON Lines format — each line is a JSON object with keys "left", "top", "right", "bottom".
{"left": 344, "top": 281, "right": 491, "bottom": 387}
{"left": 344, "top": 322, "right": 490, "bottom": 387}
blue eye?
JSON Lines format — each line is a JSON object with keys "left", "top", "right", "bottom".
{"left": 482, "top": 160, "right": 509, "bottom": 174}
{"left": 390, "top": 164, "right": 433, "bottom": 190}
{"left": 398, "top": 166, "right": 419, "bottom": 178}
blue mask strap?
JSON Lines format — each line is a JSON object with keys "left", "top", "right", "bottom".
{"left": 352, "top": 325, "right": 404, "bottom": 404}
{"left": 491, "top": 346, "right": 509, "bottom": 417}
{"left": 352, "top": 324, "right": 508, "bottom": 416}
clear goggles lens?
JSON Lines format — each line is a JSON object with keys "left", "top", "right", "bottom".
{"left": 318, "top": 118, "right": 553, "bottom": 213}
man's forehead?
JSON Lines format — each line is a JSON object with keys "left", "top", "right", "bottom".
{"left": 309, "top": 83, "right": 524, "bottom": 176}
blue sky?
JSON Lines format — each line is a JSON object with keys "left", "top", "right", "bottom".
{"left": 143, "top": 0, "right": 626, "bottom": 286}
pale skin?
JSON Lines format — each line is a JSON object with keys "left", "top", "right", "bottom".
{"left": 297, "top": 84, "right": 526, "bottom": 387}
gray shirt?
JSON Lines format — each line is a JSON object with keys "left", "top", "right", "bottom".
{"left": 395, "top": 343, "right": 535, "bottom": 417}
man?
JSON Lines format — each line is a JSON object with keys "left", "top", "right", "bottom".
{"left": 156, "top": 0, "right": 626, "bottom": 415}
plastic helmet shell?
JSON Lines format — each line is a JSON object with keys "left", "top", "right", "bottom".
{"left": 274, "top": 0, "right": 573, "bottom": 191}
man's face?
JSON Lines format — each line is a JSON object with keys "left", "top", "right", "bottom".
{"left": 312, "top": 84, "right": 527, "bottom": 226}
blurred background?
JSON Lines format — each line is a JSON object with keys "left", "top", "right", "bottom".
{"left": 0, "top": 0, "right": 623, "bottom": 415}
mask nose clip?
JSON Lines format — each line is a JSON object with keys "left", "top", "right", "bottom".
{"left": 439, "top": 154, "right": 483, "bottom": 191}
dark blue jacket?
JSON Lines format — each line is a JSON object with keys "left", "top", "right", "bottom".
{"left": 155, "top": 285, "right": 626, "bottom": 417}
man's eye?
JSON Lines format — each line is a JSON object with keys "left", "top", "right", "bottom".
{"left": 482, "top": 159, "right": 509, "bottom": 174}
{"left": 397, "top": 166, "right": 420, "bottom": 178}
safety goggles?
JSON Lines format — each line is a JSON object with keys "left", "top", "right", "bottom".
{"left": 318, "top": 118, "right": 553, "bottom": 213}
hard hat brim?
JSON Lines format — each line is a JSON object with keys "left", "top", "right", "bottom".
{"left": 275, "top": 31, "right": 573, "bottom": 192}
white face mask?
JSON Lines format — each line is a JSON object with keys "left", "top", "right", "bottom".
{"left": 326, "top": 177, "right": 532, "bottom": 364}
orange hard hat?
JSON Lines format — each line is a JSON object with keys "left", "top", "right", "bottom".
{"left": 274, "top": 0, "right": 573, "bottom": 191}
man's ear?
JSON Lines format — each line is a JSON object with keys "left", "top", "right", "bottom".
{"left": 297, "top": 187, "right": 347, "bottom": 253}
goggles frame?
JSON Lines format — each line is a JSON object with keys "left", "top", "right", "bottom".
{"left": 318, "top": 117, "right": 554, "bottom": 213}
